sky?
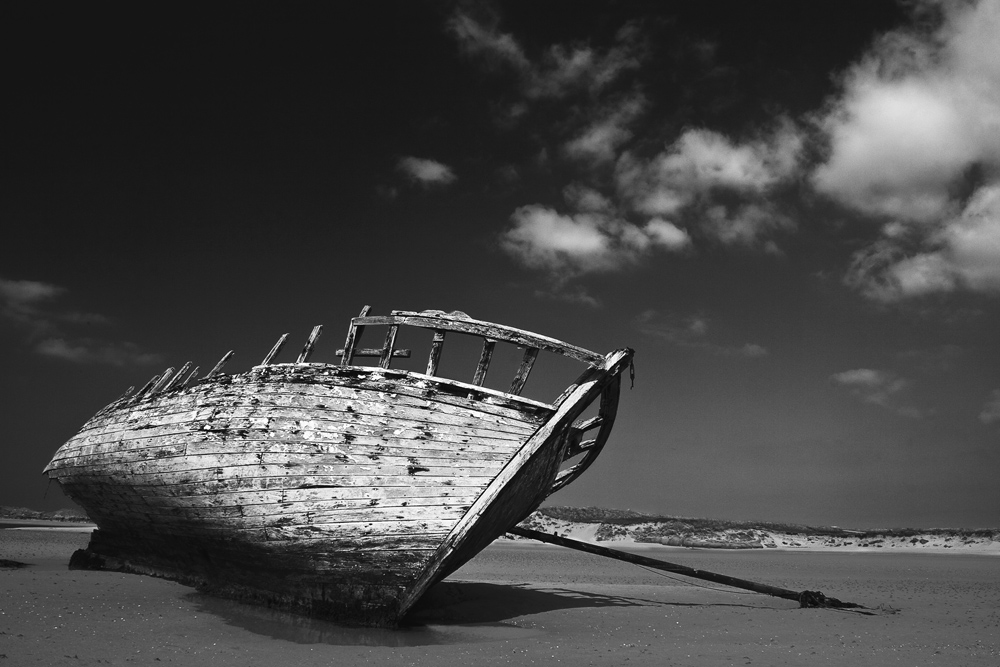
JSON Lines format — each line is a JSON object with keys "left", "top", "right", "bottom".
{"left": 3, "top": 1, "right": 999, "bottom": 529}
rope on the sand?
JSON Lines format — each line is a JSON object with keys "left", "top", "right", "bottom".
{"left": 635, "top": 564, "right": 761, "bottom": 595}
{"left": 634, "top": 565, "right": 878, "bottom": 615}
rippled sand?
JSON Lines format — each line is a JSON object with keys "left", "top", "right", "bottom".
{"left": 2, "top": 528, "right": 998, "bottom": 665}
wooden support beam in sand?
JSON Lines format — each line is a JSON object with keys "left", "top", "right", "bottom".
{"left": 508, "top": 526, "right": 866, "bottom": 610}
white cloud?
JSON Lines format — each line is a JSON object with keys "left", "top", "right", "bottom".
{"left": 0, "top": 278, "right": 65, "bottom": 331}
{"left": 452, "top": 10, "right": 803, "bottom": 292}
{"left": 36, "top": 338, "right": 162, "bottom": 367}
{"left": 397, "top": 157, "right": 457, "bottom": 186}
{"left": 502, "top": 207, "right": 611, "bottom": 273}
{"left": 611, "top": 123, "right": 802, "bottom": 250}
{"left": 0, "top": 275, "right": 160, "bottom": 366}
{"left": 845, "top": 184, "right": 1000, "bottom": 300}
{"left": 643, "top": 218, "right": 691, "bottom": 250}
{"left": 635, "top": 309, "right": 768, "bottom": 358}
{"left": 448, "top": 11, "right": 530, "bottom": 72}
{"left": 564, "top": 94, "right": 645, "bottom": 165}
{"left": 831, "top": 368, "right": 919, "bottom": 417}
{"left": 702, "top": 202, "right": 795, "bottom": 249}
{"left": 449, "top": 11, "right": 641, "bottom": 100}
{"left": 500, "top": 205, "right": 689, "bottom": 278}
{"left": 0, "top": 278, "right": 63, "bottom": 305}
{"left": 563, "top": 184, "right": 614, "bottom": 213}
{"left": 813, "top": 77, "right": 978, "bottom": 222}
{"left": 979, "top": 389, "right": 1000, "bottom": 424}
{"left": 831, "top": 368, "right": 890, "bottom": 387}
{"left": 533, "top": 284, "right": 602, "bottom": 308}
{"left": 812, "top": 0, "right": 1000, "bottom": 300}
{"left": 616, "top": 122, "right": 802, "bottom": 218}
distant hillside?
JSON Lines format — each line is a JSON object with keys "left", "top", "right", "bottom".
{"left": 533, "top": 506, "right": 998, "bottom": 539}
{"left": 514, "top": 506, "right": 1000, "bottom": 551}
{"left": 0, "top": 506, "right": 91, "bottom": 523}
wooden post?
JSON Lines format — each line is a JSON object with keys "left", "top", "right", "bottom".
{"left": 149, "top": 368, "right": 175, "bottom": 394}
{"left": 206, "top": 351, "right": 234, "bottom": 378}
{"left": 181, "top": 366, "right": 200, "bottom": 388}
{"left": 509, "top": 347, "right": 539, "bottom": 395}
{"left": 296, "top": 325, "right": 323, "bottom": 364}
{"left": 260, "top": 334, "right": 289, "bottom": 366}
{"left": 472, "top": 339, "right": 495, "bottom": 386}
{"left": 130, "top": 373, "right": 161, "bottom": 403}
{"left": 341, "top": 305, "right": 372, "bottom": 366}
{"left": 507, "top": 527, "right": 864, "bottom": 610}
{"left": 426, "top": 330, "right": 446, "bottom": 376}
{"left": 379, "top": 325, "right": 399, "bottom": 369}
{"left": 161, "top": 361, "right": 192, "bottom": 393}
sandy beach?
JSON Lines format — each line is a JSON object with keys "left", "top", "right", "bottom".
{"left": 2, "top": 527, "right": 998, "bottom": 666}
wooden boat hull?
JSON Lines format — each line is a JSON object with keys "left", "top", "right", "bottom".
{"left": 45, "top": 350, "right": 631, "bottom": 625}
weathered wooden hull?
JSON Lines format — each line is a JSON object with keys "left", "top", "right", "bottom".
{"left": 44, "top": 359, "right": 625, "bottom": 625}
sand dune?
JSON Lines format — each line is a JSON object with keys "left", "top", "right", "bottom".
{"left": 515, "top": 508, "right": 1000, "bottom": 554}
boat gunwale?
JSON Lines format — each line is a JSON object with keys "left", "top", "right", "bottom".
{"left": 252, "top": 362, "right": 561, "bottom": 410}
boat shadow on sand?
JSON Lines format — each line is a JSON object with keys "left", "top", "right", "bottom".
{"left": 187, "top": 580, "right": 783, "bottom": 647}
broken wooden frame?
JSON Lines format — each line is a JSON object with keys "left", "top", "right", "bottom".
{"left": 335, "top": 307, "right": 603, "bottom": 396}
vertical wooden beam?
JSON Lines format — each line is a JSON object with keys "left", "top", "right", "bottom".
{"left": 340, "top": 305, "right": 372, "bottom": 366}
{"left": 296, "top": 325, "right": 324, "bottom": 364}
{"left": 379, "top": 325, "right": 399, "bottom": 369}
{"left": 472, "top": 339, "right": 495, "bottom": 386}
{"left": 260, "top": 334, "right": 289, "bottom": 366}
{"left": 206, "top": 351, "right": 234, "bottom": 378}
{"left": 426, "top": 330, "right": 446, "bottom": 376}
{"left": 508, "top": 347, "right": 539, "bottom": 395}
{"left": 161, "top": 361, "right": 192, "bottom": 392}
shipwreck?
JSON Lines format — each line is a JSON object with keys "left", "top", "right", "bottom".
{"left": 44, "top": 307, "right": 634, "bottom": 626}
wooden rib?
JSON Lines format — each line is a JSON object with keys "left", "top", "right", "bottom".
{"left": 340, "top": 305, "right": 372, "bottom": 366}
{"left": 563, "top": 438, "right": 597, "bottom": 460}
{"left": 206, "top": 351, "right": 234, "bottom": 378}
{"left": 161, "top": 362, "right": 192, "bottom": 393}
{"left": 296, "top": 325, "right": 324, "bottom": 364}
{"left": 472, "top": 339, "right": 495, "bottom": 386}
{"left": 426, "top": 330, "right": 446, "bottom": 376}
{"left": 378, "top": 325, "right": 399, "bottom": 369}
{"left": 149, "top": 368, "right": 175, "bottom": 394}
{"left": 508, "top": 347, "right": 539, "bottom": 395}
{"left": 260, "top": 334, "right": 289, "bottom": 366}
{"left": 130, "top": 374, "right": 161, "bottom": 403}
{"left": 573, "top": 415, "right": 603, "bottom": 431}
{"left": 548, "top": 363, "right": 624, "bottom": 494}
{"left": 181, "top": 366, "right": 200, "bottom": 388}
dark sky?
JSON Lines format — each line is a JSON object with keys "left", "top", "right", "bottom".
{"left": 3, "top": 2, "right": 999, "bottom": 528}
